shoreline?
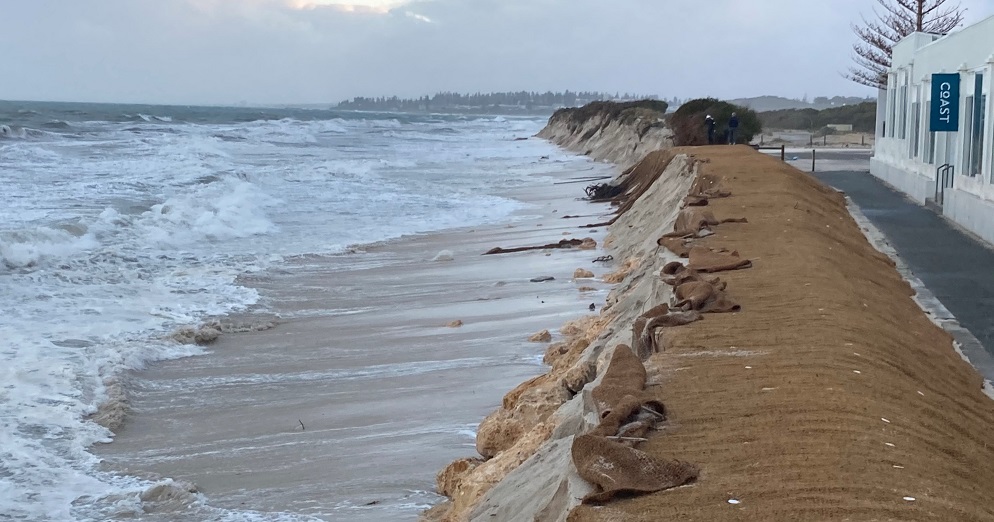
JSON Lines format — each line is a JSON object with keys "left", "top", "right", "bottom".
{"left": 94, "top": 144, "right": 621, "bottom": 520}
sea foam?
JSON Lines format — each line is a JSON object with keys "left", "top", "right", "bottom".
{"left": 0, "top": 106, "right": 571, "bottom": 520}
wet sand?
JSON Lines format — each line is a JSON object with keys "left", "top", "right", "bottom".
{"left": 96, "top": 160, "right": 619, "bottom": 520}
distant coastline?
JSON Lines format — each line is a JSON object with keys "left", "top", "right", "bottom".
{"left": 334, "top": 90, "right": 666, "bottom": 115}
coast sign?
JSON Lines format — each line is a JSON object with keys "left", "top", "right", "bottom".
{"left": 930, "top": 73, "right": 960, "bottom": 132}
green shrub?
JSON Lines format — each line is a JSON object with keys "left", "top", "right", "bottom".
{"left": 758, "top": 102, "right": 876, "bottom": 133}
{"left": 669, "top": 98, "right": 761, "bottom": 146}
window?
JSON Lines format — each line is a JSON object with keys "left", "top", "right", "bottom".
{"left": 924, "top": 99, "right": 937, "bottom": 164}
{"left": 887, "top": 77, "right": 897, "bottom": 138}
{"left": 970, "top": 73, "right": 986, "bottom": 178}
{"left": 963, "top": 95, "right": 975, "bottom": 175}
{"left": 974, "top": 93, "right": 986, "bottom": 178}
{"left": 911, "top": 101, "right": 921, "bottom": 158}
{"left": 899, "top": 83, "right": 908, "bottom": 139}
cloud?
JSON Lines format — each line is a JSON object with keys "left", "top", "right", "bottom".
{"left": 288, "top": 0, "right": 411, "bottom": 12}
{"left": 7, "top": 0, "right": 988, "bottom": 105}
{"left": 405, "top": 11, "right": 433, "bottom": 23}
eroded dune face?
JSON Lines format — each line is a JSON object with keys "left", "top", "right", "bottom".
{"left": 537, "top": 103, "right": 673, "bottom": 169}
{"left": 425, "top": 105, "right": 703, "bottom": 522}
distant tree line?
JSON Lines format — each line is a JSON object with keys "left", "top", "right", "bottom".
{"left": 335, "top": 91, "right": 679, "bottom": 113}
{"left": 757, "top": 102, "right": 877, "bottom": 132}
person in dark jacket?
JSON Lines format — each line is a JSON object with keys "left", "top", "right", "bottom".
{"left": 728, "top": 112, "right": 739, "bottom": 145}
{"left": 705, "top": 115, "right": 716, "bottom": 145}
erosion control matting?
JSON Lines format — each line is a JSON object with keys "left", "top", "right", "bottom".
{"left": 570, "top": 146, "right": 994, "bottom": 521}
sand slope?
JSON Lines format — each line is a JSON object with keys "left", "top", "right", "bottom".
{"left": 571, "top": 146, "right": 994, "bottom": 521}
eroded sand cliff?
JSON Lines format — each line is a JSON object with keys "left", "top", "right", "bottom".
{"left": 537, "top": 101, "right": 672, "bottom": 168}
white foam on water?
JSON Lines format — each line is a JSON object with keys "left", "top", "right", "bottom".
{"left": 0, "top": 108, "right": 590, "bottom": 520}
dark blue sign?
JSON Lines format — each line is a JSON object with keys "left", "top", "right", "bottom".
{"left": 931, "top": 73, "right": 960, "bottom": 132}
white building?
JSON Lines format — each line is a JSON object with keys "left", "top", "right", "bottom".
{"left": 871, "top": 16, "right": 994, "bottom": 243}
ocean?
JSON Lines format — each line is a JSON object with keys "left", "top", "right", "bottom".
{"left": 0, "top": 101, "right": 603, "bottom": 521}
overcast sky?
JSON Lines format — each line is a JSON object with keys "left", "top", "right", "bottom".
{"left": 2, "top": 0, "right": 993, "bottom": 106}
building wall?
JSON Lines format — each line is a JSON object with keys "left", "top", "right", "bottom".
{"left": 871, "top": 15, "right": 994, "bottom": 243}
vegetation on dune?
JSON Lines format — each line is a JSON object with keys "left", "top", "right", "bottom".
{"left": 669, "top": 98, "right": 761, "bottom": 146}
{"left": 758, "top": 101, "right": 877, "bottom": 133}
{"left": 549, "top": 100, "right": 669, "bottom": 139}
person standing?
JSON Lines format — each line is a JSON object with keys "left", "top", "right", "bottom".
{"left": 728, "top": 112, "right": 740, "bottom": 145}
{"left": 705, "top": 115, "right": 716, "bottom": 145}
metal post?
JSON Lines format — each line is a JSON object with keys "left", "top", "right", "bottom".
{"left": 780, "top": 145, "right": 785, "bottom": 162}
{"left": 811, "top": 149, "right": 816, "bottom": 172}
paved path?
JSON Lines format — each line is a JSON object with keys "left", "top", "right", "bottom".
{"left": 760, "top": 149, "right": 873, "bottom": 173}
{"left": 814, "top": 170, "right": 994, "bottom": 380}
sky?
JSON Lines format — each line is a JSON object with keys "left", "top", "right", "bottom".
{"left": 2, "top": 0, "right": 993, "bottom": 106}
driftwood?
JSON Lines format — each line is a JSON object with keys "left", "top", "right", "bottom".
{"left": 585, "top": 183, "right": 624, "bottom": 200}
{"left": 556, "top": 176, "right": 613, "bottom": 185}
{"left": 483, "top": 238, "right": 595, "bottom": 255}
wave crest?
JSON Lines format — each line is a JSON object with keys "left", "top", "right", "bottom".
{"left": 0, "top": 226, "right": 98, "bottom": 271}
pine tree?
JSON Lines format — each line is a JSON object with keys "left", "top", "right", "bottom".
{"left": 848, "top": 0, "right": 965, "bottom": 89}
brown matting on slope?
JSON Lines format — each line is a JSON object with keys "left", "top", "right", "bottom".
{"left": 570, "top": 146, "right": 994, "bottom": 521}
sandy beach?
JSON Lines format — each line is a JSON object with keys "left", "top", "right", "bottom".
{"left": 95, "top": 151, "right": 621, "bottom": 520}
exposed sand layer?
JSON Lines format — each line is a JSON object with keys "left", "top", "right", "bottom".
{"left": 537, "top": 106, "right": 672, "bottom": 168}
{"left": 427, "top": 106, "right": 994, "bottom": 521}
